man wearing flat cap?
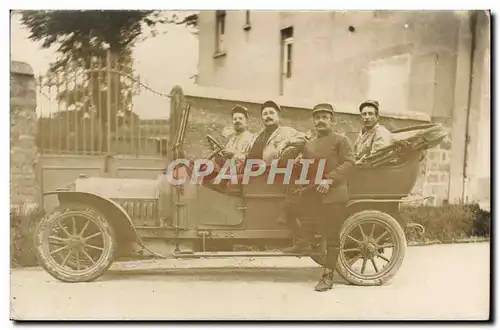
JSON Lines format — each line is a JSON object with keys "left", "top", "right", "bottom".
{"left": 283, "top": 102, "right": 355, "bottom": 292}
{"left": 221, "top": 105, "right": 257, "bottom": 162}
{"left": 247, "top": 100, "right": 307, "bottom": 164}
{"left": 353, "top": 100, "right": 394, "bottom": 162}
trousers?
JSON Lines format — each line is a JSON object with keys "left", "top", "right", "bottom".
{"left": 285, "top": 193, "right": 347, "bottom": 270}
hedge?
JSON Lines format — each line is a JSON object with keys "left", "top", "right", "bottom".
{"left": 400, "top": 202, "right": 490, "bottom": 244}
{"left": 10, "top": 204, "right": 45, "bottom": 268}
{"left": 10, "top": 201, "right": 490, "bottom": 267}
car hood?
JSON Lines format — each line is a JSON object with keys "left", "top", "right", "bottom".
{"left": 74, "top": 177, "right": 160, "bottom": 200}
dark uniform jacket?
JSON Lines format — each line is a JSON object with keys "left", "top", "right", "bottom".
{"left": 294, "top": 130, "right": 355, "bottom": 203}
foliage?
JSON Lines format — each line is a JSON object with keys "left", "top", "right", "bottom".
{"left": 400, "top": 202, "right": 490, "bottom": 243}
{"left": 11, "top": 204, "right": 46, "bottom": 268}
{"left": 21, "top": 10, "right": 196, "bottom": 152}
{"left": 19, "top": 10, "right": 198, "bottom": 70}
{"left": 467, "top": 203, "right": 491, "bottom": 237}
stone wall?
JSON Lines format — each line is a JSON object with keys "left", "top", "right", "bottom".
{"left": 10, "top": 61, "right": 40, "bottom": 209}
{"left": 422, "top": 128, "right": 452, "bottom": 205}
{"left": 176, "top": 86, "right": 452, "bottom": 204}
{"left": 182, "top": 96, "right": 427, "bottom": 154}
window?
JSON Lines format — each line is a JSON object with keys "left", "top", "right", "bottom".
{"left": 281, "top": 27, "right": 293, "bottom": 78}
{"left": 284, "top": 41, "right": 293, "bottom": 78}
{"left": 215, "top": 10, "right": 226, "bottom": 54}
{"left": 244, "top": 10, "right": 251, "bottom": 30}
{"left": 280, "top": 27, "right": 293, "bottom": 95}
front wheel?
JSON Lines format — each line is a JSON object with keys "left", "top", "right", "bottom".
{"left": 33, "top": 203, "right": 116, "bottom": 283}
{"left": 310, "top": 209, "right": 407, "bottom": 286}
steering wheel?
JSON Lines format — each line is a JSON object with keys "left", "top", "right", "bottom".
{"left": 206, "top": 134, "right": 225, "bottom": 160}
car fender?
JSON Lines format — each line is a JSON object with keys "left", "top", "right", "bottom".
{"left": 346, "top": 199, "right": 403, "bottom": 222}
{"left": 346, "top": 198, "right": 421, "bottom": 231}
{"left": 44, "top": 190, "right": 148, "bottom": 252}
{"left": 346, "top": 199, "right": 402, "bottom": 209}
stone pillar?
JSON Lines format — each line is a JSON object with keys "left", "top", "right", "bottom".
{"left": 448, "top": 12, "right": 473, "bottom": 203}
{"left": 464, "top": 11, "right": 491, "bottom": 208}
{"left": 10, "top": 61, "right": 40, "bottom": 209}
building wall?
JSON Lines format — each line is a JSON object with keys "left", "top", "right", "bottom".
{"left": 197, "top": 10, "right": 461, "bottom": 119}
{"left": 464, "top": 11, "right": 491, "bottom": 207}
{"left": 446, "top": 11, "right": 491, "bottom": 206}
{"left": 10, "top": 61, "right": 40, "bottom": 208}
{"left": 196, "top": 10, "right": 491, "bottom": 207}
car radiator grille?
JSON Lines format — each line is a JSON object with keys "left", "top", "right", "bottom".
{"left": 112, "top": 198, "right": 159, "bottom": 226}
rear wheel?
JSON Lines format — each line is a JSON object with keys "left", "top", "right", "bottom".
{"left": 310, "top": 210, "right": 407, "bottom": 286}
{"left": 33, "top": 203, "right": 116, "bottom": 283}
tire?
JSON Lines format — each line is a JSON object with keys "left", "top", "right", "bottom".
{"left": 33, "top": 203, "right": 116, "bottom": 283}
{"left": 309, "top": 209, "right": 407, "bottom": 286}
{"left": 336, "top": 210, "right": 406, "bottom": 286}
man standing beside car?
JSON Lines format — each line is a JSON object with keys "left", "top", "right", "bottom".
{"left": 282, "top": 102, "right": 355, "bottom": 292}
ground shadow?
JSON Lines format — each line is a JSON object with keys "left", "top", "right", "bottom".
{"left": 102, "top": 267, "right": 350, "bottom": 285}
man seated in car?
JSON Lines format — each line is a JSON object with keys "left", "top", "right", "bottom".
{"left": 220, "top": 105, "right": 257, "bottom": 163}
{"left": 246, "top": 100, "right": 307, "bottom": 165}
{"left": 353, "top": 100, "right": 394, "bottom": 162}
{"left": 206, "top": 105, "right": 256, "bottom": 192}
{"left": 207, "top": 100, "right": 307, "bottom": 190}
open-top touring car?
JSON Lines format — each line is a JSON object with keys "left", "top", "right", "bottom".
{"left": 33, "top": 92, "right": 448, "bottom": 285}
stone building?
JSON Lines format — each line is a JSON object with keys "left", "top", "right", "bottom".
{"left": 193, "top": 10, "right": 490, "bottom": 207}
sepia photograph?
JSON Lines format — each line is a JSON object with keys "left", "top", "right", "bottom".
{"left": 7, "top": 5, "right": 492, "bottom": 322}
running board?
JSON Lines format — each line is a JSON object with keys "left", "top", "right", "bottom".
{"left": 173, "top": 251, "right": 321, "bottom": 258}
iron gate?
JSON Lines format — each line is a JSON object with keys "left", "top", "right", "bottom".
{"left": 36, "top": 50, "right": 174, "bottom": 211}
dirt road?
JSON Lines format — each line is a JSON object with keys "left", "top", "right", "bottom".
{"left": 10, "top": 242, "right": 490, "bottom": 320}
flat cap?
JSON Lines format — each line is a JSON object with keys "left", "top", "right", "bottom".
{"left": 359, "top": 100, "right": 379, "bottom": 112}
{"left": 312, "top": 103, "right": 334, "bottom": 115}
{"left": 261, "top": 100, "right": 282, "bottom": 113}
{"left": 231, "top": 104, "right": 249, "bottom": 118}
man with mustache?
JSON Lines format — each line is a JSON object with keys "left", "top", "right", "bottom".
{"left": 353, "top": 100, "right": 394, "bottom": 162}
{"left": 246, "top": 100, "right": 306, "bottom": 164}
{"left": 282, "top": 103, "right": 355, "bottom": 292}
{"left": 220, "top": 105, "right": 256, "bottom": 162}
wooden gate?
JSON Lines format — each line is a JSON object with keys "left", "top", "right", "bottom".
{"left": 36, "top": 50, "right": 175, "bottom": 211}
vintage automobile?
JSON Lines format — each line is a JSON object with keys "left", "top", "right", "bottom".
{"left": 32, "top": 101, "right": 448, "bottom": 286}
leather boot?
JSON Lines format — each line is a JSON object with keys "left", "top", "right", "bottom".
{"left": 282, "top": 210, "right": 313, "bottom": 254}
{"left": 314, "top": 268, "right": 334, "bottom": 292}
{"left": 281, "top": 238, "right": 313, "bottom": 254}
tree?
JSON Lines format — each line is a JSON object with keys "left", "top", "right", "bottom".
{"left": 20, "top": 10, "right": 197, "bottom": 153}
{"left": 19, "top": 10, "right": 198, "bottom": 70}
